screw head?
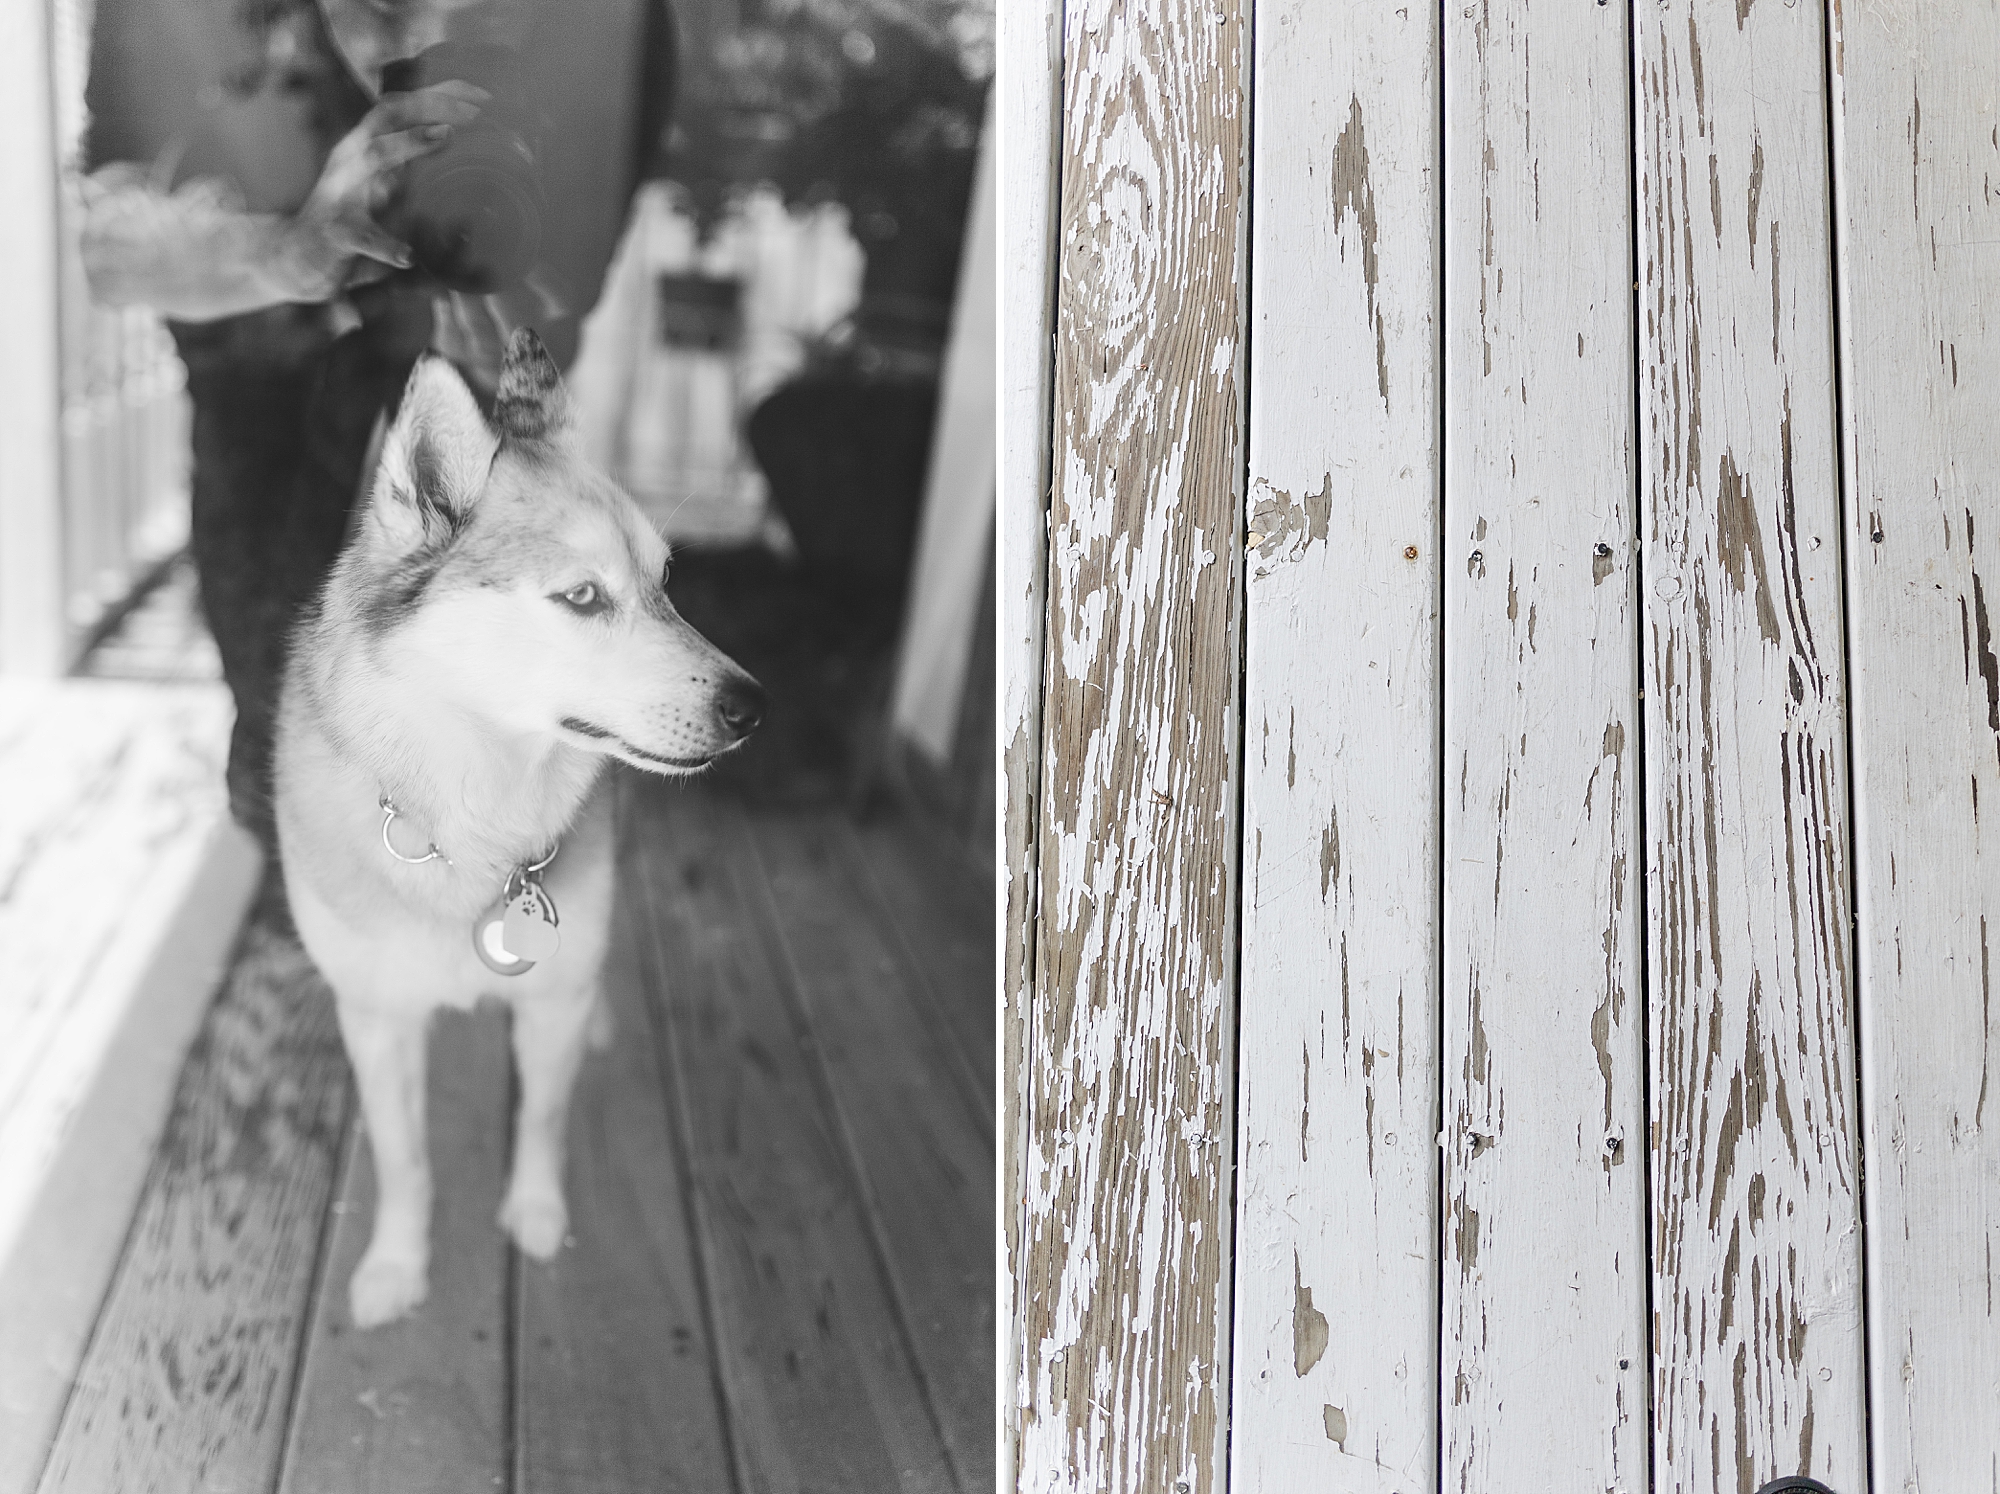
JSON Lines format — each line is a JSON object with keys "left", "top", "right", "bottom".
{"left": 1754, "top": 1479, "right": 1837, "bottom": 1494}
{"left": 1594, "top": 542, "right": 1613, "bottom": 557}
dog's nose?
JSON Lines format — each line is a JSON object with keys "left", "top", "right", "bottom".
{"left": 716, "top": 676, "right": 766, "bottom": 740}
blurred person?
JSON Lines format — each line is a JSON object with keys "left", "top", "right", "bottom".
{"left": 79, "top": 0, "right": 677, "bottom": 846}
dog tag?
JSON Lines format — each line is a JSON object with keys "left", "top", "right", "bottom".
{"left": 502, "top": 880, "right": 562, "bottom": 962}
{"left": 474, "top": 897, "right": 534, "bottom": 975}
{"left": 473, "top": 893, "right": 535, "bottom": 975}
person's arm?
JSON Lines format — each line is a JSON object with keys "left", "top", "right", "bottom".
{"left": 81, "top": 83, "right": 484, "bottom": 322}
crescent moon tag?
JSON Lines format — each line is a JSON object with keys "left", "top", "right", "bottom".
{"left": 474, "top": 894, "right": 537, "bottom": 975}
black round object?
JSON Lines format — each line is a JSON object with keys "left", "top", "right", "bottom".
{"left": 1753, "top": 1479, "right": 1837, "bottom": 1494}
{"left": 377, "top": 42, "right": 546, "bottom": 294}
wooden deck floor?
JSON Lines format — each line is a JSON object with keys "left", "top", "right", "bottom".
{"left": 30, "top": 775, "right": 992, "bottom": 1494}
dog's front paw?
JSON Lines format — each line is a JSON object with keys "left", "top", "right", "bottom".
{"left": 350, "top": 1251, "right": 429, "bottom": 1328}
{"left": 498, "top": 1189, "right": 569, "bottom": 1260}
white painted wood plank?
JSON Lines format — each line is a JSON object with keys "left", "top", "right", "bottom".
{"left": 1634, "top": 5, "right": 1867, "bottom": 1486}
{"left": 1019, "top": 0, "right": 1249, "bottom": 1488}
{"left": 1829, "top": 8, "right": 2000, "bottom": 1489}
{"left": 1231, "top": 3, "right": 1439, "bottom": 1490}
{"left": 998, "top": 0, "right": 1061, "bottom": 1485}
{"left": 892, "top": 94, "right": 997, "bottom": 766}
{"left": 1440, "top": 8, "right": 1650, "bottom": 1490}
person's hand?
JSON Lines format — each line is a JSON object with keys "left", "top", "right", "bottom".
{"left": 287, "top": 82, "right": 489, "bottom": 295}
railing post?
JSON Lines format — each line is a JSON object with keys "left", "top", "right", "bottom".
{"left": 0, "top": 0, "right": 68, "bottom": 678}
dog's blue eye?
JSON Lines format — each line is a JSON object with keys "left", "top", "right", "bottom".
{"left": 557, "top": 582, "right": 603, "bottom": 613}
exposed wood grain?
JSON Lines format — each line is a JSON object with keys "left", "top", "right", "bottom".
{"left": 632, "top": 782, "right": 955, "bottom": 1494}
{"left": 1021, "top": 2, "right": 1248, "bottom": 1490}
{"left": 1635, "top": 5, "right": 1867, "bottom": 1486}
{"left": 998, "top": 0, "right": 1062, "bottom": 1484}
{"left": 745, "top": 811, "right": 992, "bottom": 1491}
{"left": 514, "top": 840, "right": 735, "bottom": 1494}
{"left": 1230, "top": 3, "right": 1439, "bottom": 1490}
{"left": 1439, "top": 8, "right": 1650, "bottom": 1489}
{"left": 278, "top": 1006, "right": 510, "bottom": 1494}
{"left": 1829, "top": 7, "right": 2000, "bottom": 1488}
{"left": 36, "top": 900, "right": 352, "bottom": 1494}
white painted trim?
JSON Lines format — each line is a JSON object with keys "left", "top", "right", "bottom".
{"left": 0, "top": 0, "right": 68, "bottom": 678}
{"left": 891, "top": 95, "right": 998, "bottom": 767}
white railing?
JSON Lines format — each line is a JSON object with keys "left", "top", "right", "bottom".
{"left": 49, "top": 0, "right": 192, "bottom": 660}
{"left": 55, "top": 295, "right": 192, "bottom": 646}
{"left": 2, "top": 0, "right": 193, "bottom": 677}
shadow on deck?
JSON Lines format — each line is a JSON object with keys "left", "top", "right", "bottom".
{"left": 31, "top": 773, "right": 993, "bottom": 1494}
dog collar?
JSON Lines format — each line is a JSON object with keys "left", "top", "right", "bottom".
{"left": 377, "top": 794, "right": 562, "bottom": 976}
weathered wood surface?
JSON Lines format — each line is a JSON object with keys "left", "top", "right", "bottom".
{"left": 1439, "top": 8, "right": 1650, "bottom": 1490}
{"left": 633, "top": 784, "right": 958, "bottom": 1494}
{"left": 1230, "top": 3, "right": 1439, "bottom": 1491}
{"left": 1011, "top": 8, "right": 2000, "bottom": 1493}
{"left": 746, "top": 811, "right": 993, "bottom": 1491}
{"left": 999, "top": 0, "right": 1061, "bottom": 1484}
{"left": 1831, "top": 6, "right": 2000, "bottom": 1488}
{"left": 1021, "top": 0, "right": 1249, "bottom": 1489}
{"left": 513, "top": 845, "right": 734, "bottom": 1494}
{"left": 1636, "top": 4, "right": 1867, "bottom": 1486}
{"left": 36, "top": 896, "right": 352, "bottom": 1494}
{"left": 278, "top": 1006, "right": 510, "bottom": 1494}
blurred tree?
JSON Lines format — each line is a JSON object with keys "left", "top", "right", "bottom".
{"left": 665, "top": 0, "right": 991, "bottom": 347}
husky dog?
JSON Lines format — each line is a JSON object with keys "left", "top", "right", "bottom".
{"left": 275, "top": 330, "right": 762, "bottom": 1328}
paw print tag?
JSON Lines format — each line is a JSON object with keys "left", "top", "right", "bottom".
{"left": 503, "top": 879, "right": 562, "bottom": 962}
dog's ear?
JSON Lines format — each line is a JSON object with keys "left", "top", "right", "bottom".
{"left": 492, "top": 328, "right": 572, "bottom": 443}
{"left": 372, "top": 355, "right": 498, "bottom": 550}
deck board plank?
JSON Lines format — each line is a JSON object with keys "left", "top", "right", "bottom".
{"left": 1438, "top": 10, "right": 1651, "bottom": 1489}
{"left": 1021, "top": 3, "right": 1251, "bottom": 1489}
{"left": 1231, "top": 2, "right": 1443, "bottom": 1489}
{"left": 631, "top": 783, "right": 956, "bottom": 1494}
{"left": 1635, "top": 5, "right": 1869, "bottom": 1483}
{"left": 34, "top": 901, "right": 351, "bottom": 1494}
{"left": 1831, "top": 8, "right": 2000, "bottom": 1487}
{"left": 277, "top": 1005, "right": 511, "bottom": 1494}
{"left": 512, "top": 814, "right": 737, "bottom": 1494}
{"left": 996, "top": 12, "right": 1061, "bottom": 1487}
{"left": 745, "top": 810, "right": 992, "bottom": 1491}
